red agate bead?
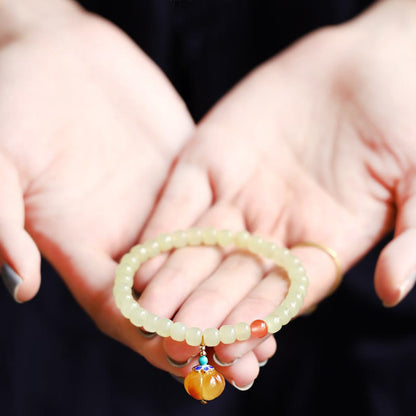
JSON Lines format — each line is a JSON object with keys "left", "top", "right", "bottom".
{"left": 250, "top": 319, "right": 268, "bottom": 338}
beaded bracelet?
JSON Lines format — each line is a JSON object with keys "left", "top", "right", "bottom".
{"left": 113, "top": 228, "right": 309, "bottom": 403}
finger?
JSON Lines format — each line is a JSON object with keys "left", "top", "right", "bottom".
{"left": 135, "top": 162, "right": 213, "bottom": 284}
{"left": 375, "top": 230, "right": 416, "bottom": 307}
{"left": 375, "top": 186, "right": 416, "bottom": 307}
{"left": 140, "top": 162, "right": 213, "bottom": 241}
{"left": 162, "top": 249, "right": 265, "bottom": 363}
{"left": 0, "top": 153, "right": 41, "bottom": 302}
{"left": 252, "top": 334, "right": 277, "bottom": 365}
{"left": 218, "top": 351, "right": 260, "bottom": 390}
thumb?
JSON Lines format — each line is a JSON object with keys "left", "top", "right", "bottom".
{"left": 0, "top": 153, "right": 41, "bottom": 302}
{"left": 374, "top": 185, "right": 416, "bottom": 307}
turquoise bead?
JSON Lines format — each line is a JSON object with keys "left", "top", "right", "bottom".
{"left": 199, "top": 355, "right": 208, "bottom": 366}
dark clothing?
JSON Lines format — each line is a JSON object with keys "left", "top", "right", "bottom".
{"left": 1, "top": 1, "right": 415, "bottom": 415}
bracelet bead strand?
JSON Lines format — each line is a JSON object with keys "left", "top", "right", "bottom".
{"left": 113, "top": 228, "right": 309, "bottom": 346}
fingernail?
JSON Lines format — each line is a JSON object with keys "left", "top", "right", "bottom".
{"left": 231, "top": 380, "right": 254, "bottom": 391}
{"left": 170, "top": 373, "right": 185, "bottom": 384}
{"left": 1, "top": 263, "right": 22, "bottom": 302}
{"left": 166, "top": 355, "right": 194, "bottom": 368}
{"left": 258, "top": 359, "right": 268, "bottom": 367}
{"left": 137, "top": 327, "right": 157, "bottom": 339}
{"left": 383, "top": 272, "right": 416, "bottom": 308}
{"left": 213, "top": 353, "right": 238, "bottom": 367}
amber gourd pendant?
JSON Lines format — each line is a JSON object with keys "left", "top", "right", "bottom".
{"left": 184, "top": 343, "right": 225, "bottom": 404}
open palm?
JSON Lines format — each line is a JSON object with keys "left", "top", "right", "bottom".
{"left": 137, "top": 1, "right": 416, "bottom": 388}
{"left": 0, "top": 5, "right": 194, "bottom": 370}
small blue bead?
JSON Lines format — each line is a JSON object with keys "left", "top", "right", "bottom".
{"left": 199, "top": 356, "right": 208, "bottom": 365}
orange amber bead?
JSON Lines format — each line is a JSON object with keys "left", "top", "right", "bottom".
{"left": 184, "top": 365, "right": 225, "bottom": 402}
{"left": 250, "top": 319, "right": 268, "bottom": 338}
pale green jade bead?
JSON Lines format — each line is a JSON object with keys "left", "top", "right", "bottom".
{"left": 293, "top": 274, "right": 308, "bottom": 285}
{"left": 115, "top": 284, "right": 131, "bottom": 295}
{"left": 274, "top": 306, "right": 291, "bottom": 325}
{"left": 185, "top": 327, "right": 203, "bottom": 346}
{"left": 202, "top": 227, "right": 217, "bottom": 244}
{"left": 285, "top": 289, "right": 303, "bottom": 305}
{"left": 115, "top": 263, "right": 134, "bottom": 277}
{"left": 282, "top": 257, "right": 301, "bottom": 273}
{"left": 114, "top": 286, "right": 133, "bottom": 309}
{"left": 292, "top": 282, "right": 308, "bottom": 297}
{"left": 120, "top": 295, "right": 134, "bottom": 316}
{"left": 187, "top": 228, "right": 203, "bottom": 245}
{"left": 247, "top": 235, "right": 266, "bottom": 255}
{"left": 170, "top": 322, "right": 187, "bottom": 342}
{"left": 130, "top": 245, "right": 149, "bottom": 262}
{"left": 217, "top": 229, "right": 234, "bottom": 247}
{"left": 219, "top": 325, "right": 236, "bottom": 344}
{"left": 270, "top": 248, "right": 291, "bottom": 264}
{"left": 157, "top": 234, "right": 174, "bottom": 251}
{"left": 130, "top": 307, "right": 149, "bottom": 327}
{"left": 121, "top": 300, "right": 142, "bottom": 320}
{"left": 116, "top": 296, "right": 131, "bottom": 312}
{"left": 172, "top": 230, "right": 188, "bottom": 248}
{"left": 120, "top": 298, "right": 135, "bottom": 319}
{"left": 293, "top": 292, "right": 305, "bottom": 303}
{"left": 115, "top": 274, "right": 134, "bottom": 286}
{"left": 234, "top": 230, "right": 251, "bottom": 248}
{"left": 284, "top": 298, "right": 302, "bottom": 317}
{"left": 120, "top": 253, "right": 140, "bottom": 268}
{"left": 282, "top": 299, "right": 301, "bottom": 317}
{"left": 292, "top": 266, "right": 307, "bottom": 280}
{"left": 125, "top": 302, "right": 140, "bottom": 319}
{"left": 265, "top": 315, "right": 282, "bottom": 333}
{"left": 143, "top": 313, "right": 159, "bottom": 333}
{"left": 263, "top": 242, "right": 278, "bottom": 259}
{"left": 155, "top": 317, "right": 173, "bottom": 337}
{"left": 234, "top": 322, "right": 251, "bottom": 341}
{"left": 203, "top": 328, "right": 220, "bottom": 347}
{"left": 143, "top": 240, "right": 161, "bottom": 257}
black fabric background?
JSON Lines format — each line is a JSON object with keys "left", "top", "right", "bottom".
{"left": 1, "top": 1, "right": 415, "bottom": 415}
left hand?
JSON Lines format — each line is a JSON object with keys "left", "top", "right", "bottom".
{"left": 0, "top": 1, "right": 195, "bottom": 373}
{"left": 135, "top": 0, "right": 416, "bottom": 388}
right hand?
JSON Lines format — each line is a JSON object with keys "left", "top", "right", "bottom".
{"left": 0, "top": 0, "right": 194, "bottom": 372}
{"left": 135, "top": 0, "right": 416, "bottom": 387}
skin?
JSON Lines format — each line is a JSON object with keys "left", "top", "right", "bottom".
{"left": 1, "top": 0, "right": 415, "bottom": 392}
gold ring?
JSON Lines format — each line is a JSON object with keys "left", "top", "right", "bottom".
{"left": 292, "top": 241, "right": 343, "bottom": 293}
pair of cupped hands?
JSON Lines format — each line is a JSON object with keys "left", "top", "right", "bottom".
{"left": 1, "top": 0, "right": 416, "bottom": 389}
